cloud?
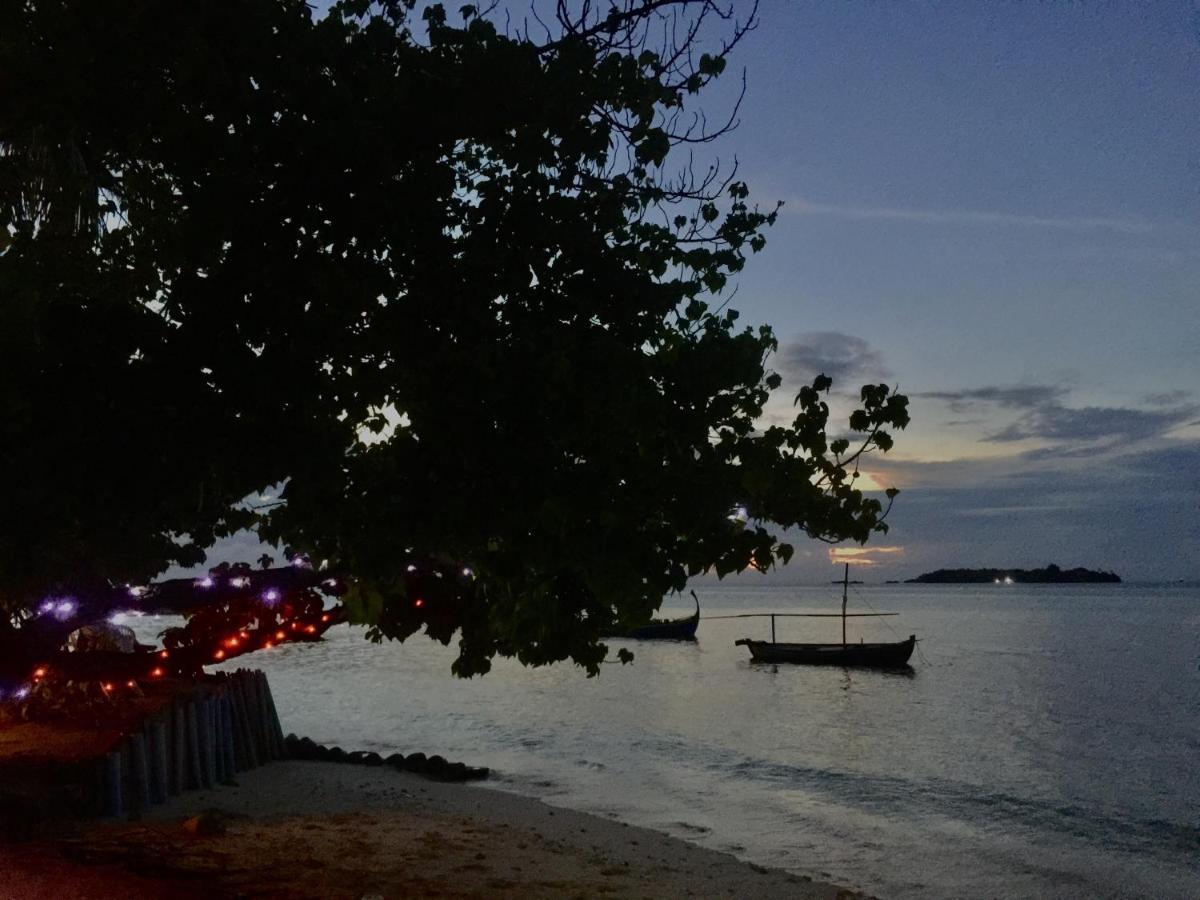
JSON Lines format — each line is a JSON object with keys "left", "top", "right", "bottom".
{"left": 777, "top": 332, "right": 891, "bottom": 386}
{"left": 1145, "top": 390, "right": 1193, "bottom": 407}
{"left": 984, "top": 404, "right": 1198, "bottom": 445}
{"left": 787, "top": 197, "right": 1155, "bottom": 234}
{"left": 917, "top": 384, "right": 1066, "bottom": 414}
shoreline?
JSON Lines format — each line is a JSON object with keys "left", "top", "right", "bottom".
{"left": 15, "top": 759, "right": 865, "bottom": 898}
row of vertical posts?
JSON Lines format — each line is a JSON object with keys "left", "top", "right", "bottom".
{"left": 101, "top": 669, "right": 286, "bottom": 818}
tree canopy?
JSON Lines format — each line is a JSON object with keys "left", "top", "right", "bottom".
{"left": 0, "top": 0, "right": 909, "bottom": 678}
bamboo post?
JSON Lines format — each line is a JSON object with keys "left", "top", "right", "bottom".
{"left": 102, "top": 749, "right": 123, "bottom": 818}
{"left": 255, "top": 673, "right": 278, "bottom": 760}
{"left": 220, "top": 693, "right": 237, "bottom": 777}
{"left": 202, "top": 698, "right": 217, "bottom": 787}
{"left": 185, "top": 702, "right": 203, "bottom": 789}
{"left": 128, "top": 733, "right": 151, "bottom": 813}
{"left": 262, "top": 672, "right": 287, "bottom": 756}
{"left": 171, "top": 700, "right": 186, "bottom": 795}
{"left": 149, "top": 720, "right": 169, "bottom": 803}
{"left": 770, "top": 614, "right": 776, "bottom": 643}
{"left": 231, "top": 675, "right": 259, "bottom": 769}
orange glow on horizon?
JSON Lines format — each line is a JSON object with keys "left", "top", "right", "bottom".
{"left": 828, "top": 545, "right": 905, "bottom": 566}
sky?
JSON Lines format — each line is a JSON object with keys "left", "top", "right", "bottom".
{"left": 192, "top": 1, "right": 1199, "bottom": 584}
{"left": 688, "top": 0, "right": 1200, "bottom": 582}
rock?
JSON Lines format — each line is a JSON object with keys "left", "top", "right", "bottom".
{"left": 443, "top": 762, "right": 468, "bottom": 781}
{"left": 361, "top": 752, "right": 384, "bottom": 767}
{"left": 346, "top": 751, "right": 370, "bottom": 765}
{"left": 464, "top": 766, "right": 489, "bottom": 780}
{"left": 403, "top": 752, "right": 427, "bottom": 773}
{"left": 298, "top": 737, "right": 322, "bottom": 760}
{"left": 322, "top": 745, "right": 346, "bottom": 763}
{"left": 182, "top": 809, "right": 233, "bottom": 837}
{"left": 384, "top": 753, "right": 406, "bottom": 769}
{"left": 425, "top": 755, "right": 448, "bottom": 777}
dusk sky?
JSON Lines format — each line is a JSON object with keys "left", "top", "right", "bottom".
{"left": 703, "top": 1, "right": 1199, "bottom": 582}
{"left": 197, "top": 2, "right": 1198, "bottom": 584}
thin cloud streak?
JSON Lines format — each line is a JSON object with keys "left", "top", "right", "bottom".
{"left": 787, "top": 197, "right": 1155, "bottom": 234}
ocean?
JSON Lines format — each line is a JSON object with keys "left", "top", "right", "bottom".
{"left": 128, "top": 581, "right": 1200, "bottom": 899}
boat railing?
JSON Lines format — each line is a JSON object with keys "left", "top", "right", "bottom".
{"left": 704, "top": 611, "right": 898, "bottom": 643}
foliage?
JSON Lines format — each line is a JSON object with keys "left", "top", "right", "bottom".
{"left": 0, "top": 1, "right": 908, "bottom": 677}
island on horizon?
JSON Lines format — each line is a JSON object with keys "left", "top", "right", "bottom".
{"left": 906, "top": 563, "right": 1121, "bottom": 584}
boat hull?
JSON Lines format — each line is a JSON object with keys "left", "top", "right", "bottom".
{"left": 735, "top": 635, "right": 916, "bottom": 667}
{"left": 622, "top": 615, "right": 699, "bottom": 640}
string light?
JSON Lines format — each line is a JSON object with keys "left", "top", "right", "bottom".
{"left": 196, "top": 577, "right": 215, "bottom": 588}
{"left": 150, "top": 667, "right": 164, "bottom": 677}
{"left": 33, "top": 667, "right": 47, "bottom": 679}
{"left": 214, "top": 650, "right": 225, "bottom": 660}
{"left": 406, "top": 564, "right": 417, "bottom": 573}
{"left": 413, "top": 598, "right": 425, "bottom": 608}
{"left": 230, "top": 576, "right": 250, "bottom": 588}
{"left": 263, "top": 588, "right": 280, "bottom": 604}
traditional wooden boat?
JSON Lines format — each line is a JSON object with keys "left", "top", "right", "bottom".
{"left": 602, "top": 591, "right": 700, "bottom": 641}
{"left": 727, "top": 565, "right": 917, "bottom": 668}
{"left": 735, "top": 634, "right": 915, "bottom": 667}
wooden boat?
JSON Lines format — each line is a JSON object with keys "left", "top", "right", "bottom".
{"left": 602, "top": 592, "right": 699, "bottom": 641}
{"left": 729, "top": 565, "right": 917, "bottom": 668}
{"left": 735, "top": 634, "right": 915, "bottom": 667}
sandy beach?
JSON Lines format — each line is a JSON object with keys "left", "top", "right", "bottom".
{"left": 4, "top": 760, "right": 862, "bottom": 899}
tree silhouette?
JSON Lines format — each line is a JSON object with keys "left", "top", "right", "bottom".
{"left": 0, "top": 1, "right": 908, "bottom": 681}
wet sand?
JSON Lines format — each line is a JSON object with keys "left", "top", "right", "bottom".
{"left": 12, "top": 760, "right": 865, "bottom": 898}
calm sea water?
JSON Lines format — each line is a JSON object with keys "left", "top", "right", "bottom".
{"left": 129, "top": 582, "right": 1200, "bottom": 899}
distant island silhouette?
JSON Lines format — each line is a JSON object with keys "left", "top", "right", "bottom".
{"left": 907, "top": 564, "right": 1121, "bottom": 584}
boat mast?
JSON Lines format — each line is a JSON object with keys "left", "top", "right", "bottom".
{"left": 842, "top": 563, "right": 849, "bottom": 647}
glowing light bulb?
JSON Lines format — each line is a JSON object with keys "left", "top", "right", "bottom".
{"left": 38, "top": 600, "right": 55, "bottom": 614}
{"left": 214, "top": 650, "right": 225, "bottom": 660}
{"left": 102, "top": 683, "right": 113, "bottom": 692}
{"left": 413, "top": 598, "right": 425, "bottom": 608}
{"left": 160, "top": 650, "right": 169, "bottom": 659}
{"left": 462, "top": 567, "right": 473, "bottom": 577}
{"left": 230, "top": 576, "right": 249, "bottom": 588}
{"left": 14, "top": 687, "right": 30, "bottom": 700}
{"left": 263, "top": 588, "right": 280, "bottom": 603}
{"left": 406, "top": 564, "right": 417, "bottom": 573}
{"left": 126, "top": 680, "right": 136, "bottom": 688}
{"left": 128, "top": 585, "right": 147, "bottom": 598}
{"left": 33, "top": 667, "right": 47, "bottom": 679}
{"left": 196, "top": 576, "right": 215, "bottom": 588}
{"left": 305, "top": 624, "right": 316, "bottom": 634}
{"left": 54, "top": 599, "right": 76, "bottom": 620}
{"left": 150, "top": 667, "right": 164, "bottom": 677}
{"left": 320, "top": 614, "right": 330, "bottom": 623}
{"left": 275, "top": 630, "right": 286, "bottom": 641}
{"left": 264, "top": 641, "right": 273, "bottom": 649}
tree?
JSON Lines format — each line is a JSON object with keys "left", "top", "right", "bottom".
{"left": 0, "top": 0, "right": 908, "bottom": 683}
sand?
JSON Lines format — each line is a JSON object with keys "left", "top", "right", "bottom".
{"left": 6, "top": 760, "right": 866, "bottom": 899}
